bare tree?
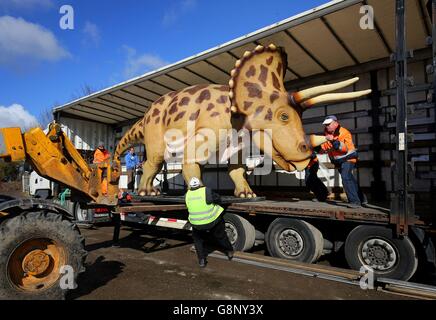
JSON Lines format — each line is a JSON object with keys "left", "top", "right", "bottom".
{"left": 38, "top": 106, "right": 55, "bottom": 129}
{"left": 70, "top": 84, "right": 96, "bottom": 101}
{"left": 37, "top": 84, "right": 97, "bottom": 129}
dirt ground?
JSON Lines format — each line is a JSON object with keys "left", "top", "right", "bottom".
{"left": 68, "top": 224, "right": 410, "bottom": 300}
{"left": 0, "top": 181, "right": 27, "bottom": 198}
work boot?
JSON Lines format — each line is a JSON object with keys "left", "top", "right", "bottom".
{"left": 347, "top": 203, "right": 362, "bottom": 209}
{"left": 226, "top": 250, "right": 234, "bottom": 261}
{"left": 199, "top": 258, "right": 207, "bottom": 268}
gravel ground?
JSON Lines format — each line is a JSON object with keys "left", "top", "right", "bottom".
{"left": 68, "top": 224, "right": 411, "bottom": 300}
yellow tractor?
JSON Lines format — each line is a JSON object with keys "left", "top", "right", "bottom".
{"left": 0, "top": 123, "right": 120, "bottom": 299}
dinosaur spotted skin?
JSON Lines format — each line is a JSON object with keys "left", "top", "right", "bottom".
{"left": 114, "top": 44, "right": 371, "bottom": 197}
{"left": 114, "top": 45, "right": 305, "bottom": 198}
{"left": 115, "top": 84, "right": 245, "bottom": 196}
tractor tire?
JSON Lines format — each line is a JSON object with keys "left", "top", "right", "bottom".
{"left": 344, "top": 225, "right": 418, "bottom": 281}
{"left": 223, "top": 213, "right": 256, "bottom": 252}
{"left": 266, "top": 218, "right": 324, "bottom": 263}
{"left": 0, "top": 211, "right": 87, "bottom": 300}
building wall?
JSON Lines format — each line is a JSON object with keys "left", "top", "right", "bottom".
{"left": 59, "top": 116, "right": 116, "bottom": 153}
{"left": 294, "top": 53, "right": 435, "bottom": 200}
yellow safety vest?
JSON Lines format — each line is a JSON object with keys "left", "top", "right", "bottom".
{"left": 185, "top": 187, "right": 223, "bottom": 226}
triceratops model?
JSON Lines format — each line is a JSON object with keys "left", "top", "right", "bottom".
{"left": 115, "top": 44, "right": 371, "bottom": 197}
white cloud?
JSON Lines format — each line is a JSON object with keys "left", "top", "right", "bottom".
{"left": 0, "top": 0, "right": 53, "bottom": 10}
{"left": 162, "top": 0, "right": 197, "bottom": 26}
{"left": 0, "top": 104, "right": 39, "bottom": 129}
{"left": 122, "top": 45, "right": 169, "bottom": 78}
{"left": 83, "top": 21, "right": 100, "bottom": 46}
{"left": 0, "top": 16, "right": 70, "bottom": 71}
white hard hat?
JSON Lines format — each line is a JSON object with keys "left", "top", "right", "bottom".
{"left": 189, "top": 177, "right": 201, "bottom": 188}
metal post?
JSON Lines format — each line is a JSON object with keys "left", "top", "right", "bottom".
{"left": 163, "top": 162, "right": 169, "bottom": 193}
{"left": 391, "top": 0, "right": 413, "bottom": 236}
{"left": 431, "top": 0, "right": 436, "bottom": 227}
{"left": 369, "top": 70, "right": 386, "bottom": 200}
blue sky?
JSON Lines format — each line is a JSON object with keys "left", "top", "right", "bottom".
{"left": 0, "top": 0, "right": 328, "bottom": 127}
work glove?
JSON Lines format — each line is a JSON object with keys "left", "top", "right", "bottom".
{"left": 332, "top": 140, "right": 341, "bottom": 150}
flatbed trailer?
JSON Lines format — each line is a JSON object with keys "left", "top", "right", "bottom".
{"left": 114, "top": 195, "right": 436, "bottom": 282}
{"left": 106, "top": 0, "right": 436, "bottom": 291}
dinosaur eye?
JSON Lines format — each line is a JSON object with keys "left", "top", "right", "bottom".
{"left": 280, "top": 113, "right": 289, "bottom": 121}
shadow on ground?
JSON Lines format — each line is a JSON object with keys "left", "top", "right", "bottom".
{"left": 67, "top": 255, "right": 125, "bottom": 299}
{"left": 85, "top": 225, "right": 193, "bottom": 253}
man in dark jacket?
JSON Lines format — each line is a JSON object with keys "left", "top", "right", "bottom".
{"left": 185, "top": 177, "right": 234, "bottom": 268}
{"left": 305, "top": 153, "right": 329, "bottom": 202}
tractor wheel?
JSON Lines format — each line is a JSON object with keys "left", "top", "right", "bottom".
{"left": 0, "top": 211, "right": 87, "bottom": 300}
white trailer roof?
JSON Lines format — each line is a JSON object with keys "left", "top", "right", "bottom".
{"left": 53, "top": 0, "right": 431, "bottom": 124}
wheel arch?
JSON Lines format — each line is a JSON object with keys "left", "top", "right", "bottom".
{"left": 0, "top": 198, "right": 74, "bottom": 224}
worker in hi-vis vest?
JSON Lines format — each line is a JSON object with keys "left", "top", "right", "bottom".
{"left": 185, "top": 177, "right": 234, "bottom": 268}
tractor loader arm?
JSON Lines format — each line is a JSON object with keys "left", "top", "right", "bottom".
{"left": 0, "top": 123, "right": 119, "bottom": 205}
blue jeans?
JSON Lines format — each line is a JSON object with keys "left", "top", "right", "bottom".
{"left": 338, "top": 162, "right": 366, "bottom": 205}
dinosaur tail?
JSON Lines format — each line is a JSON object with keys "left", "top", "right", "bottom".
{"left": 114, "top": 118, "right": 145, "bottom": 161}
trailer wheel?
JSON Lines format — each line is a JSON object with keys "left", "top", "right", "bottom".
{"left": 266, "top": 218, "right": 323, "bottom": 263}
{"left": 73, "top": 203, "right": 90, "bottom": 223}
{"left": 223, "top": 213, "right": 255, "bottom": 252}
{"left": 344, "top": 225, "right": 418, "bottom": 281}
{"left": 0, "top": 211, "right": 87, "bottom": 299}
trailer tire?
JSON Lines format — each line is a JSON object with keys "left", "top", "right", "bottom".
{"left": 266, "top": 218, "right": 323, "bottom": 263}
{"left": 0, "top": 210, "right": 87, "bottom": 300}
{"left": 223, "top": 213, "right": 255, "bottom": 252}
{"left": 345, "top": 225, "right": 418, "bottom": 281}
{"left": 65, "top": 200, "right": 75, "bottom": 216}
{"left": 73, "top": 203, "right": 90, "bottom": 223}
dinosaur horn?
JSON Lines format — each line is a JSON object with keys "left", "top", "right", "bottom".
{"left": 301, "top": 89, "right": 372, "bottom": 109}
{"left": 309, "top": 135, "right": 327, "bottom": 148}
{"left": 292, "top": 77, "right": 360, "bottom": 106}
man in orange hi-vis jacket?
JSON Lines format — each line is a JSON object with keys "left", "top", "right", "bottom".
{"left": 93, "top": 141, "right": 111, "bottom": 195}
{"left": 317, "top": 115, "right": 367, "bottom": 208}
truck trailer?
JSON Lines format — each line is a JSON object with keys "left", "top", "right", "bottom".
{"left": 1, "top": 0, "right": 435, "bottom": 300}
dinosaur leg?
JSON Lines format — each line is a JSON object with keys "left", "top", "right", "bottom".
{"left": 181, "top": 128, "right": 217, "bottom": 187}
{"left": 228, "top": 149, "right": 256, "bottom": 198}
{"left": 138, "top": 158, "right": 163, "bottom": 196}
{"left": 182, "top": 162, "right": 203, "bottom": 187}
